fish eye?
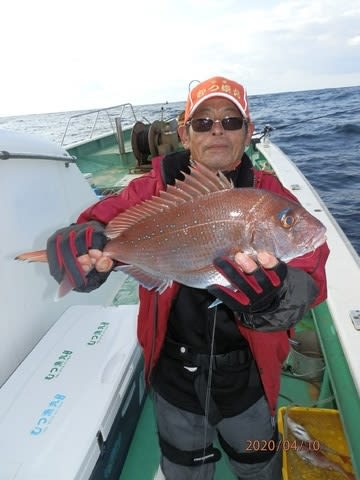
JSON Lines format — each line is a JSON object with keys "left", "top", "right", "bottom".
{"left": 281, "top": 214, "right": 296, "bottom": 229}
{"left": 277, "top": 208, "right": 296, "bottom": 229}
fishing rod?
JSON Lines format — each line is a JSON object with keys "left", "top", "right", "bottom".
{"left": 258, "top": 107, "right": 360, "bottom": 132}
{"left": 255, "top": 105, "right": 360, "bottom": 137}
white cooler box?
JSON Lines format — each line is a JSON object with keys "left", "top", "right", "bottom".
{"left": 0, "top": 304, "right": 145, "bottom": 480}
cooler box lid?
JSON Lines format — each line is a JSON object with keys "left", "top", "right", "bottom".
{"left": 0, "top": 304, "right": 140, "bottom": 480}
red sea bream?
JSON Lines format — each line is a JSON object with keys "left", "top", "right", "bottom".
{"left": 16, "top": 163, "right": 327, "bottom": 293}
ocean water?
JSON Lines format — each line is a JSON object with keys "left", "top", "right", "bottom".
{"left": 1, "top": 86, "right": 359, "bottom": 255}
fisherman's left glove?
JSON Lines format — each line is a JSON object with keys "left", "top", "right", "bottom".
{"left": 208, "top": 256, "right": 288, "bottom": 330}
{"left": 47, "top": 221, "right": 111, "bottom": 293}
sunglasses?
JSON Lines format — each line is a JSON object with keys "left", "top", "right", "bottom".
{"left": 186, "top": 116, "right": 246, "bottom": 132}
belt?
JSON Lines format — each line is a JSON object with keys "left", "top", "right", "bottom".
{"left": 162, "top": 339, "right": 251, "bottom": 425}
{"left": 162, "top": 338, "right": 251, "bottom": 370}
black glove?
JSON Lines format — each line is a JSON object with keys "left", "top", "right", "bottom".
{"left": 47, "top": 221, "right": 111, "bottom": 293}
{"left": 208, "top": 256, "right": 287, "bottom": 315}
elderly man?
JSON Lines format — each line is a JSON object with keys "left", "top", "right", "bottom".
{"left": 46, "top": 76, "right": 329, "bottom": 480}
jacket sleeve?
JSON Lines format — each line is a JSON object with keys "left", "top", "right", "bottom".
{"left": 240, "top": 256, "right": 327, "bottom": 332}
{"left": 287, "top": 242, "right": 329, "bottom": 307}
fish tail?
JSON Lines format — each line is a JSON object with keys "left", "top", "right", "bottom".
{"left": 15, "top": 249, "right": 48, "bottom": 263}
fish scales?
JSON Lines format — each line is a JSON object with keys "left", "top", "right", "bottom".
{"left": 105, "top": 189, "right": 254, "bottom": 271}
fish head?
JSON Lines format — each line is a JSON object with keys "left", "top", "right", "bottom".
{"left": 250, "top": 195, "right": 327, "bottom": 262}
{"left": 286, "top": 416, "right": 312, "bottom": 442}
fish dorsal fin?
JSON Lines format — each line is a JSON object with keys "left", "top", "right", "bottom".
{"left": 105, "top": 162, "right": 233, "bottom": 239}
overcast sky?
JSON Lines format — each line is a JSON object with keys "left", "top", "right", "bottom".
{"left": 1, "top": 0, "right": 359, "bottom": 116}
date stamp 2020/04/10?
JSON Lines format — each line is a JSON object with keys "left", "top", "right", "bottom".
{"left": 245, "top": 439, "right": 321, "bottom": 453}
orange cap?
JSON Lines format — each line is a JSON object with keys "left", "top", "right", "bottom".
{"left": 184, "top": 76, "right": 250, "bottom": 123}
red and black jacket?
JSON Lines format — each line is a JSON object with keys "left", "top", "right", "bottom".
{"left": 78, "top": 152, "right": 329, "bottom": 415}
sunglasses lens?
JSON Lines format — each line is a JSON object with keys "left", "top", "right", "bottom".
{"left": 189, "top": 117, "right": 244, "bottom": 132}
{"left": 190, "top": 118, "right": 214, "bottom": 132}
{"left": 222, "top": 117, "right": 244, "bottom": 130}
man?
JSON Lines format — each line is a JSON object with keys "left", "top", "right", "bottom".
{"left": 47, "top": 76, "right": 329, "bottom": 480}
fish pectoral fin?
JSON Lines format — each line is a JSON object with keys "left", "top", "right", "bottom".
{"left": 115, "top": 264, "right": 172, "bottom": 293}
{"left": 55, "top": 274, "right": 74, "bottom": 301}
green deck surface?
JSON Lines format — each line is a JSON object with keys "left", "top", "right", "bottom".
{"left": 67, "top": 132, "right": 148, "bottom": 193}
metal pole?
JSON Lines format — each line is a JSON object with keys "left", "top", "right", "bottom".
{"left": 115, "top": 117, "right": 126, "bottom": 155}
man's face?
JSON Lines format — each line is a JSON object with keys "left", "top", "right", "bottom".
{"left": 182, "top": 97, "right": 254, "bottom": 172}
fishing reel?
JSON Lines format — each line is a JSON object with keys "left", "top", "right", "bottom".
{"left": 131, "top": 119, "right": 180, "bottom": 169}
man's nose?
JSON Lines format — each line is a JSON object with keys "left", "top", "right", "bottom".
{"left": 211, "top": 119, "right": 224, "bottom": 134}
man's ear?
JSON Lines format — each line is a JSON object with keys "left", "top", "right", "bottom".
{"left": 177, "top": 125, "right": 187, "bottom": 145}
{"left": 181, "top": 127, "right": 191, "bottom": 149}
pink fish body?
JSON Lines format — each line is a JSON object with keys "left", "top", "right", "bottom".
{"left": 103, "top": 163, "right": 326, "bottom": 292}
{"left": 15, "top": 163, "right": 326, "bottom": 294}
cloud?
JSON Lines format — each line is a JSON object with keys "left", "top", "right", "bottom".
{"left": 348, "top": 36, "right": 360, "bottom": 47}
{"left": 1, "top": 0, "right": 359, "bottom": 115}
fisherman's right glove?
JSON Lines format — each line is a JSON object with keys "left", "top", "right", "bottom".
{"left": 47, "top": 221, "right": 111, "bottom": 293}
{"left": 208, "top": 256, "right": 289, "bottom": 330}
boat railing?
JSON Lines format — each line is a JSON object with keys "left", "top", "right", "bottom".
{"left": 60, "top": 103, "right": 138, "bottom": 148}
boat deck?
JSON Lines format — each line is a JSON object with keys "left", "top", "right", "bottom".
{"left": 68, "top": 132, "right": 151, "bottom": 195}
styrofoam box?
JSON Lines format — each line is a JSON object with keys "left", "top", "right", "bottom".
{"left": 0, "top": 304, "right": 141, "bottom": 480}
